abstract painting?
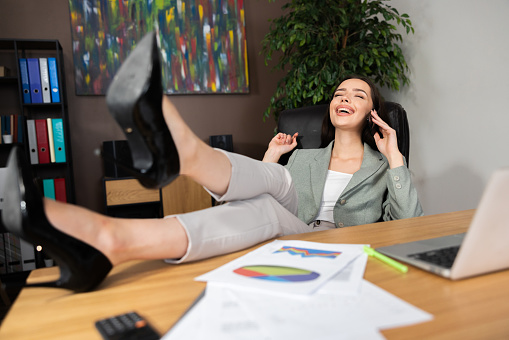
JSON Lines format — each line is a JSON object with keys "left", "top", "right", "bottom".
{"left": 68, "top": 0, "right": 249, "bottom": 95}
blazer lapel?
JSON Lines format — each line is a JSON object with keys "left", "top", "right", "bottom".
{"left": 310, "top": 142, "right": 334, "bottom": 210}
{"left": 342, "top": 143, "right": 385, "bottom": 195}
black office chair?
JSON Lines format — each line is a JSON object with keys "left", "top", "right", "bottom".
{"left": 277, "top": 101, "right": 410, "bottom": 166}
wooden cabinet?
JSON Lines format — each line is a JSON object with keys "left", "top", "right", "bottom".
{"left": 104, "top": 176, "right": 212, "bottom": 218}
{"left": 105, "top": 178, "right": 161, "bottom": 207}
{"left": 161, "top": 175, "right": 212, "bottom": 216}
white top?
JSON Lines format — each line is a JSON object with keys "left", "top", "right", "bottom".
{"left": 314, "top": 170, "right": 353, "bottom": 223}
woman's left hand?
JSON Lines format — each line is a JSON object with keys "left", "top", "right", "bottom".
{"left": 370, "top": 110, "right": 405, "bottom": 168}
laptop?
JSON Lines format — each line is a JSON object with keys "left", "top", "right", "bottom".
{"left": 376, "top": 168, "right": 509, "bottom": 280}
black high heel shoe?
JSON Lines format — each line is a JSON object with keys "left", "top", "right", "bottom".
{"left": 106, "top": 31, "right": 180, "bottom": 189}
{"left": 1, "top": 147, "right": 112, "bottom": 292}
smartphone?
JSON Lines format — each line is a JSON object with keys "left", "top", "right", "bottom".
{"left": 367, "top": 114, "right": 379, "bottom": 136}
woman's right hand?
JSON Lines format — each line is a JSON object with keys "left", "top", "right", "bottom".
{"left": 262, "top": 132, "right": 298, "bottom": 163}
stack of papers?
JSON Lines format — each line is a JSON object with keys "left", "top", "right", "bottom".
{"left": 163, "top": 240, "right": 432, "bottom": 339}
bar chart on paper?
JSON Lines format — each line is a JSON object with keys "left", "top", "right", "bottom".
{"left": 233, "top": 265, "right": 320, "bottom": 282}
{"left": 274, "top": 246, "right": 342, "bottom": 259}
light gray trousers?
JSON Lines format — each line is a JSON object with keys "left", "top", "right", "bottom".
{"left": 164, "top": 151, "right": 313, "bottom": 263}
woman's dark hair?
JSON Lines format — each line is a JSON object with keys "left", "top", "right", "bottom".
{"left": 320, "top": 75, "right": 389, "bottom": 151}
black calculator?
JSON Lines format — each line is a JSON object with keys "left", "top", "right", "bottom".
{"left": 95, "top": 311, "right": 160, "bottom": 340}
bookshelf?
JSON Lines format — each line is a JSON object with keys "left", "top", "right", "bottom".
{"left": 0, "top": 39, "right": 75, "bottom": 275}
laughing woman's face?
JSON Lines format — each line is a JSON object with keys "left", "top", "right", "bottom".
{"left": 329, "top": 78, "right": 374, "bottom": 133}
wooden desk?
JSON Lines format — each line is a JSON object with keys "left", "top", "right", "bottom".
{"left": 1, "top": 210, "right": 509, "bottom": 339}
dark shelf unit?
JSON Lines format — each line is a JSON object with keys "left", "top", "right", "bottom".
{"left": 0, "top": 38, "right": 75, "bottom": 274}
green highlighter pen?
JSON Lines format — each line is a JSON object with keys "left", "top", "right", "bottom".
{"left": 363, "top": 245, "right": 408, "bottom": 273}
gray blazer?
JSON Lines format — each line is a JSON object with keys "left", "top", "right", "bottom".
{"left": 285, "top": 142, "right": 423, "bottom": 228}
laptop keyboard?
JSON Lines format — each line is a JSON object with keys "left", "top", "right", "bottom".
{"left": 408, "top": 245, "right": 460, "bottom": 269}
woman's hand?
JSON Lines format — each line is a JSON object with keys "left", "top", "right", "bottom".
{"left": 262, "top": 132, "right": 299, "bottom": 163}
{"left": 370, "top": 110, "right": 404, "bottom": 168}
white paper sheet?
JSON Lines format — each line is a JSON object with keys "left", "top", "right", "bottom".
{"left": 164, "top": 285, "right": 270, "bottom": 340}
{"left": 318, "top": 252, "right": 368, "bottom": 295}
{"left": 352, "top": 280, "right": 434, "bottom": 330}
{"left": 163, "top": 282, "right": 385, "bottom": 340}
{"left": 222, "top": 282, "right": 384, "bottom": 340}
{"left": 163, "top": 241, "right": 433, "bottom": 339}
{"left": 196, "top": 240, "right": 365, "bottom": 295}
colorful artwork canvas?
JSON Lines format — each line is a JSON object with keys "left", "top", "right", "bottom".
{"left": 68, "top": 0, "right": 249, "bottom": 95}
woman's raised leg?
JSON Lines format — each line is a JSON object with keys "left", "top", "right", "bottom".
{"left": 161, "top": 96, "right": 297, "bottom": 211}
{"left": 44, "top": 199, "right": 189, "bottom": 266}
{"left": 160, "top": 96, "right": 232, "bottom": 196}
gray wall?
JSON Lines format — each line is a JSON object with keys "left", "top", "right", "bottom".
{"left": 382, "top": 0, "right": 509, "bottom": 215}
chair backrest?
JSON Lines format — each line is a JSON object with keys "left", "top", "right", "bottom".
{"left": 277, "top": 101, "right": 410, "bottom": 165}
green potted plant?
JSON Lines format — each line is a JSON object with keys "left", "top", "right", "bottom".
{"left": 261, "top": 0, "right": 414, "bottom": 121}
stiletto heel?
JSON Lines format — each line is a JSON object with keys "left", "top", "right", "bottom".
{"left": 1, "top": 147, "right": 112, "bottom": 292}
{"left": 106, "top": 31, "right": 180, "bottom": 189}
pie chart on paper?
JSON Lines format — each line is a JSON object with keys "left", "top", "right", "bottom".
{"left": 233, "top": 265, "right": 320, "bottom": 282}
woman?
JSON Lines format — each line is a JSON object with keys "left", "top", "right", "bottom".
{"left": 265, "top": 74, "right": 422, "bottom": 229}
{"left": 2, "top": 32, "right": 422, "bottom": 293}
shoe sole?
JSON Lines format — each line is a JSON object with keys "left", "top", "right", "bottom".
{"left": 2, "top": 148, "right": 24, "bottom": 238}
{"left": 106, "top": 32, "right": 159, "bottom": 171}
